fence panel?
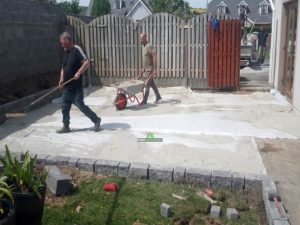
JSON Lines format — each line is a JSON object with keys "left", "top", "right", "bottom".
{"left": 141, "top": 13, "right": 186, "bottom": 82}
{"left": 186, "top": 14, "right": 208, "bottom": 88}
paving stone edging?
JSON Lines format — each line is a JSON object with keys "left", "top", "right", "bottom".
{"left": 0, "top": 151, "right": 291, "bottom": 225}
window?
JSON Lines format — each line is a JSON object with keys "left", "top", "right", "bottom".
{"left": 217, "top": 1, "right": 227, "bottom": 14}
{"left": 238, "top": 5, "right": 247, "bottom": 16}
{"left": 260, "top": 5, "right": 268, "bottom": 15}
{"left": 237, "top": 1, "right": 248, "bottom": 16}
{"left": 217, "top": 6, "right": 226, "bottom": 14}
{"left": 258, "top": 0, "right": 270, "bottom": 15}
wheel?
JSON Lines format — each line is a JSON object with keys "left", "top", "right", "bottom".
{"left": 115, "top": 93, "right": 127, "bottom": 110}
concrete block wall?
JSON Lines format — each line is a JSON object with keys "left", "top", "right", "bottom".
{"left": 0, "top": 0, "right": 66, "bottom": 105}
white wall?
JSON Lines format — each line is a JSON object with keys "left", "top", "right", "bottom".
{"left": 271, "top": 1, "right": 300, "bottom": 112}
{"left": 271, "top": 1, "right": 286, "bottom": 90}
{"left": 292, "top": 5, "right": 300, "bottom": 112}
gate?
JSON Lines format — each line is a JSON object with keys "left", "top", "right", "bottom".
{"left": 207, "top": 18, "right": 241, "bottom": 89}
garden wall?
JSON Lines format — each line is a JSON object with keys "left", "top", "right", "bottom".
{"left": 0, "top": 0, "right": 66, "bottom": 105}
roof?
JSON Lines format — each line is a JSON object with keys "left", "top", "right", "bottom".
{"left": 208, "top": 0, "right": 272, "bottom": 25}
{"left": 126, "top": 0, "right": 152, "bottom": 17}
{"left": 108, "top": 0, "right": 152, "bottom": 16}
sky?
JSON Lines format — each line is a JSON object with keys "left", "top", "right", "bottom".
{"left": 57, "top": 0, "right": 210, "bottom": 8}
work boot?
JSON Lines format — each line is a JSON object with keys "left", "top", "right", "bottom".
{"left": 94, "top": 118, "right": 101, "bottom": 132}
{"left": 56, "top": 124, "right": 70, "bottom": 134}
{"left": 155, "top": 96, "right": 162, "bottom": 103}
{"left": 139, "top": 100, "right": 147, "bottom": 106}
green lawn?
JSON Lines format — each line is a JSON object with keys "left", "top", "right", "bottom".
{"left": 43, "top": 176, "right": 263, "bottom": 225}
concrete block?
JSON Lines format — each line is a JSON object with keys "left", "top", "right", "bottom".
{"left": 265, "top": 199, "right": 288, "bottom": 221}
{"left": 226, "top": 208, "right": 239, "bottom": 220}
{"left": 273, "top": 220, "right": 291, "bottom": 225}
{"left": 231, "top": 172, "right": 245, "bottom": 192}
{"left": 186, "top": 168, "right": 211, "bottom": 186}
{"left": 211, "top": 170, "right": 231, "bottom": 189}
{"left": 35, "top": 153, "right": 50, "bottom": 164}
{"left": 210, "top": 205, "right": 221, "bottom": 218}
{"left": 129, "top": 162, "right": 149, "bottom": 179}
{"left": 45, "top": 166, "right": 72, "bottom": 196}
{"left": 0, "top": 149, "right": 24, "bottom": 161}
{"left": 7, "top": 151, "right": 24, "bottom": 161}
{"left": 95, "top": 159, "right": 119, "bottom": 175}
{"left": 160, "top": 203, "right": 171, "bottom": 218}
{"left": 0, "top": 112, "right": 5, "bottom": 125}
{"left": 262, "top": 178, "right": 277, "bottom": 195}
{"left": 68, "top": 157, "right": 80, "bottom": 167}
{"left": 117, "top": 161, "right": 131, "bottom": 177}
{"left": 148, "top": 164, "right": 173, "bottom": 181}
{"left": 173, "top": 167, "right": 185, "bottom": 183}
{"left": 0, "top": 162, "right": 3, "bottom": 172}
{"left": 245, "top": 173, "right": 267, "bottom": 191}
{"left": 77, "top": 158, "right": 96, "bottom": 172}
{"left": 46, "top": 155, "right": 70, "bottom": 165}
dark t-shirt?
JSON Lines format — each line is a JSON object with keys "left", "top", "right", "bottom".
{"left": 62, "top": 45, "right": 87, "bottom": 89}
{"left": 258, "top": 31, "right": 268, "bottom": 47}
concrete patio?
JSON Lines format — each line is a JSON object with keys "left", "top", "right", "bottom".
{"left": 1, "top": 83, "right": 300, "bottom": 224}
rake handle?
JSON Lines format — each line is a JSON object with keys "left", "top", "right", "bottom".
{"left": 30, "top": 78, "right": 75, "bottom": 106}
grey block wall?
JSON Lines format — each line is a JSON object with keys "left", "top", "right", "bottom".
{"left": 0, "top": 0, "right": 66, "bottom": 105}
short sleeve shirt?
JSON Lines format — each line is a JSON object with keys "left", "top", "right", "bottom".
{"left": 62, "top": 45, "right": 87, "bottom": 88}
{"left": 142, "top": 43, "right": 153, "bottom": 71}
{"left": 258, "top": 32, "right": 268, "bottom": 47}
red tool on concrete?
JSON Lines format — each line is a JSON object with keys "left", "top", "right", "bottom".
{"left": 268, "top": 191, "right": 285, "bottom": 217}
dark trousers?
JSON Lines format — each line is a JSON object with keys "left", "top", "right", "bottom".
{"left": 61, "top": 87, "right": 99, "bottom": 126}
{"left": 257, "top": 46, "right": 266, "bottom": 65}
{"left": 144, "top": 78, "right": 161, "bottom": 104}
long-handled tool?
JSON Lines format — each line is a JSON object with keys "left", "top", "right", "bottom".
{"left": 3, "top": 78, "right": 75, "bottom": 118}
{"left": 29, "top": 77, "right": 75, "bottom": 107}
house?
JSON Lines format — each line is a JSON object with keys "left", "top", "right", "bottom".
{"left": 86, "top": 0, "right": 152, "bottom": 21}
{"left": 208, "top": 0, "right": 273, "bottom": 27}
{"left": 125, "top": 0, "right": 152, "bottom": 21}
{"left": 269, "top": 0, "right": 300, "bottom": 112}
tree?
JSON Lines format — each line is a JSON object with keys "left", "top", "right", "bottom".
{"left": 150, "top": 0, "right": 192, "bottom": 19}
{"left": 58, "top": 0, "right": 81, "bottom": 14}
{"left": 92, "top": 0, "right": 111, "bottom": 17}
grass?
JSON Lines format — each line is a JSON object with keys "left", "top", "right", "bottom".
{"left": 43, "top": 176, "right": 263, "bottom": 225}
{"left": 191, "top": 8, "right": 207, "bottom": 14}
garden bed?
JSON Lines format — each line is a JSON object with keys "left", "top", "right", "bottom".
{"left": 41, "top": 165, "right": 268, "bottom": 225}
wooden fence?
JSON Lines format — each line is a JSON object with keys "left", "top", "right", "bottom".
{"left": 67, "top": 13, "right": 240, "bottom": 89}
{"left": 207, "top": 19, "right": 241, "bottom": 89}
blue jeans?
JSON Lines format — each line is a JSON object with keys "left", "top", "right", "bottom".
{"left": 61, "top": 87, "right": 99, "bottom": 126}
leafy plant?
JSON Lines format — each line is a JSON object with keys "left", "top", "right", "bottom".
{"left": 58, "top": 0, "right": 81, "bottom": 15}
{"left": 91, "top": 0, "right": 111, "bottom": 16}
{"left": 0, "top": 177, "right": 14, "bottom": 214}
{"left": 0, "top": 145, "right": 48, "bottom": 199}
